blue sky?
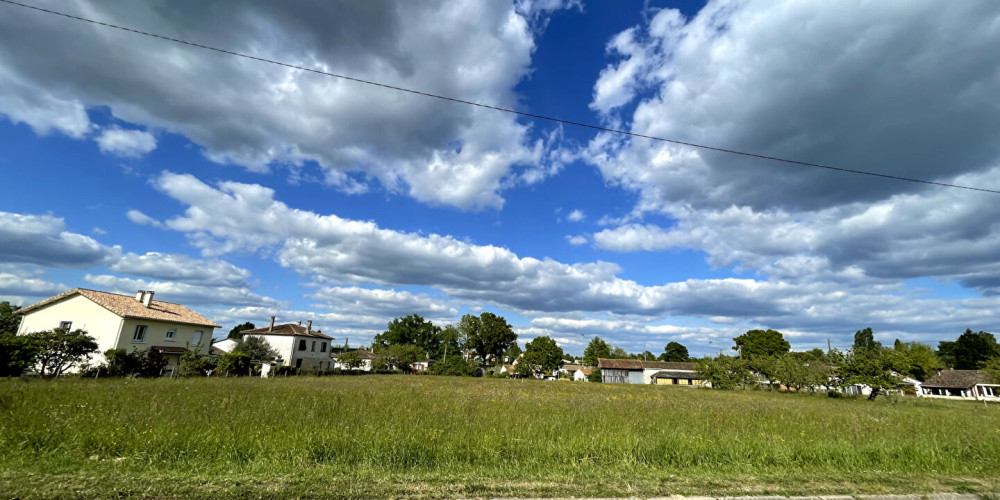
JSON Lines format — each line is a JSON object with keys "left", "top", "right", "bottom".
{"left": 2, "top": 0, "right": 1000, "bottom": 357}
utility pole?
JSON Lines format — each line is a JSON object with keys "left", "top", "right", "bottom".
{"left": 827, "top": 339, "right": 832, "bottom": 356}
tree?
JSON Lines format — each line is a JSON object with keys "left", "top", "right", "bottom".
{"left": 587, "top": 367, "right": 602, "bottom": 382}
{"left": 733, "top": 329, "right": 790, "bottom": 358}
{"left": 853, "top": 327, "right": 881, "bottom": 351}
{"left": 101, "top": 348, "right": 167, "bottom": 377}
{"left": 374, "top": 314, "right": 442, "bottom": 359}
{"left": 610, "top": 346, "right": 628, "bottom": 358}
{"left": 503, "top": 343, "right": 522, "bottom": 363}
{"left": 771, "top": 352, "right": 832, "bottom": 392}
{"left": 232, "top": 335, "right": 278, "bottom": 361}
{"left": 337, "top": 351, "right": 362, "bottom": 370}
{"left": 179, "top": 349, "right": 215, "bottom": 376}
{"left": 697, "top": 355, "right": 753, "bottom": 390}
{"left": 380, "top": 344, "right": 424, "bottom": 373}
{"left": 521, "top": 336, "right": 564, "bottom": 376}
{"left": 227, "top": 321, "right": 256, "bottom": 340}
{"left": 892, "top": 341, "right": 943, "bottom": 381}
{"left": 833, "top": 346, "right": 902, "bottom": 400}
{"left": 945, "top": 329, "right": 1000, "bottom": 369}
{"left": 25, "top": 328, "right": 99, "bottom": 377}
{"left": 0, "top": 301, "right": 21, "bottom": 334}
{"left": 582, "top": 336, "right": 611, "bottom": 366}
{"left": 460, "top": 312, "right": 517, "bottom": 367}
{"left": 216, "top": 352, "right": 253, "bottom": 376}
{"left": 430, "top": 355, "right": 480, "bottom": 376}
{"left": 983, "top": 356, "right": 1000, "bottom": 384}
{"left": 0, "top": 331, "right": 38, "bottom": 377}
{"left": 660, "top": 342, "right": 689, "bottom": 362}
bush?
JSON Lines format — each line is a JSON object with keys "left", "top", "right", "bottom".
{"left": 216, "top": 352, "right": 253, "bottom": 377}
{"left": 179, "top": 350, "right": 216, "bottom": 376}
{"left": 0, "top": 331, "right": 38, "bottom": 377}
{"left": 99, "top": 348, "right": 168, "bottom": 377}
{"left": 587, "top": 368, "right": 602, "bottom": 383}
{"left": 430, "top": 355, "right": 480, "bottom": 377}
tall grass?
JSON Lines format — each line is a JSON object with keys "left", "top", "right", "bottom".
{"left": 1, "top": 376, "right": 999, "bottom": 498}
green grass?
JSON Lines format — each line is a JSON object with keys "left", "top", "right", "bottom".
{"left": 1, "top": 376, "right": 999, "bottom": 499}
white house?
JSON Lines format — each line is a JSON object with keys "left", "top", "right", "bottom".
{"left": 241, "top": 317, "right": 334, "bottom": 371}
{"left": 331, "top": 349, "right": 379, "bottom": 371}
{"left": 17, "top": 288, "right": 218, "bottom": 374}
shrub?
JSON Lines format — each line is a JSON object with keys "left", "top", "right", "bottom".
{"left": 0, "top": 331, "right": 38, "bottom": 377}
{"left": 217, "top": 352, "right": 253, "bottom": 377}
{"left": 179, "top": 350, "right": 216, "bottom": 376}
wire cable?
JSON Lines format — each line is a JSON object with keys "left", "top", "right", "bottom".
{"left": 3, "top": 0, "right": 999, "bottom": 195}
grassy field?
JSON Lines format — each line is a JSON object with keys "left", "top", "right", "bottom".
{"left": 1, "top": 376, "right": 999, "bottom": 499}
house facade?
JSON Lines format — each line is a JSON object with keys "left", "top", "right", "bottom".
{"left": 17, "top": 288, "right": 218, "bottom": 374}
{"left": 920, "top": 369, "right": 998, "bottom": 401}
{"left": 331, "top": 349, "right": 379, "bottom": 371}
{"left": 598, "top": 359, "right": 701, "bottom": 385}
{"left": 241, "top": 318, "right": 333, "bottom": 370}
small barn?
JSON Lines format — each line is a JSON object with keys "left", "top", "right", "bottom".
{"left": 920, "top": 369, "right": 998, "bottom": 401}
{"left": 651, "top": 369, "right": 703, "bottom": 386}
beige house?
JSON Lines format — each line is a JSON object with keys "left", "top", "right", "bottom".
{"left": 17, "top": 288, "right": 219, "bottom": 374}
{"left": 241, "top": 318, "right": 334, "bottom": 370}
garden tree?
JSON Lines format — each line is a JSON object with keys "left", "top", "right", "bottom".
{"left": 216, "top": 352, "right": 253, "bottom": 376}
{"left": 439, "top": 324, "right": 464, "bottom": 360}
{"left": 337, "top": 351, "right": 363, "bottom": 370}
{"left": 26, "top": 328, "right": 98, "bottom": 378}
{"left": 659, "top": 341, "right": 689, "bottom": 362}
{"left": 587, "top": 367, "right": 602, "bottom": 382}
{"left": 582, "top": 336, "right": 611, "bottom": 366}
{"left": 430, "top": 355, "right": 479, "bottom": 376}
{"left": 232, "top": 335, "right": 279, "bottom": 361}
{"left": 941, "top": 329, "right": 1000, "bottom": 369}
{"left": 227, "top": 321, "right": 256, "bottom": 340}
{"left": 503, "top": 342, "right": 522, "bottom": 363}
{"left": 380, "top": 344, "right": 424, "bottom": 373}
{"left": 803, "top": 348, "right": 828, "bottom": 362}
{"left": 832, "top": 345, "right": 902, "bottom": 400}
{"left": 892, "top": 341, "right": 944, "bottom": 381}
{"left": 696, "top": 355, "right": 753, "bottom": 390}
{"left": 102, "top": 348, "right": 167, "bottom": 377}
{"left": 733, "top": 329, "right": 790, "bottom": 358}
{"left": 0, "top": 331, "right": 38, "bottom": 377}
{"left": 521, "top": 336, "right": 565, "bottom": 375}
{"left": 0, "top": 301, "right": 21, "bottom": 334}
{"left": 771, "top": 352, "right": 831, "bottom": 392}
{"left": 374, "top": 314, "right": 442, "bottom": 359}
{"left": 638, "top": 350, "right": 657, "bottom": 361}
{"left": 179, "top": 349, "right": 215, "bottom": 376}
{"left": 853, "top": 327, "right": 881, "bottom": 350}
{"left": 610, "top": 346, "right": 629, "bottom": 358}
{"left": 460, "top": 312, "right": 517, "bottom": 367}
{"left": 983, "top": 357, "right": 1000, "bottom": 384}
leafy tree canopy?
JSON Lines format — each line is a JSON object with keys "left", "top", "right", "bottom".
{"left": 522, "top": 335, "right": 564, "bottom": 375}
{"left": 430, "top": 355, "right": 479, "bottom": 377}
{"left": 0, "top": 331, "right": 38, "bottom": 377}
{"left": 943, "top": 329, "right": 999, "bottom": 370}
{"left": 582, "top": 336, "right": 611, "bottom": 366}
{"left": 697, "top": 355, "right": 753, "bottom": 390}
{"left": 832, "top": 346, "right": 902, "bottom": 400}
{"left": 232, "top": 335, "right": 279, "bottom": 361}
{"left": 227, "top": 321, "right": 255, "bottom": 340}
{"left": 503, "top": 342, "right": 522, "bottom": 363}
{"left": 460, "top": 312, "right": 517, "bottom": 366}
{"left": 374, "top": 314, "right": 442, "bottom": 359}
{"left": 892, "top": 341, "right": 943, "bottom": 381}
{"left": 25, "top": 328, "right": 99, "bottom": 378}
{"left": 660, "top": 341, "right": 689, "bottom": 362}
{"left": 853, "top": 327, "right": 882, "bottom": 351}
{"left": 0, "top": 301, "right": 21, "bottom": 334}
{"left": 733, "top": 329, "right": 790, "bottom": 359}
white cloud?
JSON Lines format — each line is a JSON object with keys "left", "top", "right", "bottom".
{"left": 0, "top": 0, "right": 578, "bottom": 209}
{"left": 307, "top": 286, "right": 460, "bottom": 322}
{"left": 125, "top": 210, "right": 164, "bottom": 229}
{"left": 0, "top": 211, "right": 120, "bottom": 267}
{"left": 84, "top": 274, "right": 284, "bottom": 309}
{"left": 95, "top": 127, "right": 157, "bottom": 158}
{"left": 566, "top": 235, "right": 587, "bottom": 246}
{"left": 110, "top": 252, "right": 253, "bottom": 288}
{"left": 0, "top": 265, "right": 67, "bottom": 305}
{"left": 566, "top": 209, "right": 585, "bottom": 222}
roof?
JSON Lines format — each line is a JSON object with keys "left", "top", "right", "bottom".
{"left": 578, "top": 366, "right": 593, "bottom": 376}
{"left": 333, "top": 349, "right": 378, "bottom": 360}
{"left": 243, "top": 323, "right": 332, "bottom": 340}
{"left": 151, "top": 345, "right": 187, "bottom": 355}
{"left": 651, "top": 370, "right": 701, "bottom": 379}
{"left": 922, "top": 369, "right": 993, "bottom": 389}
{"left": 562, "top": 364, "right": 584, "bottom": 371}
{"left": 18, "top": 288, "right": 220, "bottom": 328}
{"left": 597, "top": 359, "right": 697, "bottom": 371}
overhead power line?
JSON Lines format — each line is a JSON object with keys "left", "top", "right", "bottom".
{"left": 3, "top": 0, "right": 999, "bottom": 195}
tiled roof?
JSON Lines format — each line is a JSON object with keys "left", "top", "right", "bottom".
{"left": 596, "top": 358, "right": 697, "bottom": 371}
{"left": 579, "top": 366, "right": 594, "bottom": 376}
{"left": 18, "top": 288, "right": 219, "bottom": 328}
{"left": 922, "top": 369, "right": 992, "bottom": 389}
{"left": 243, "top": 323, "right": 332, "bottom": 340}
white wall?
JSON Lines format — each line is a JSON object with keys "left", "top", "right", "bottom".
{"left": 246, "top": 335, "right": 332, "bottom": 370}
{"left": 18, "top": 294, "right": 124, "bottom": 367}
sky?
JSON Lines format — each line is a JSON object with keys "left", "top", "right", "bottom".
{"left": 2, "top": 0, "right": 1000, "bottom": 357}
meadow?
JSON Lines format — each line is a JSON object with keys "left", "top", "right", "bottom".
{"left": 1, "top": 376, "right": 999, "bottom": 499}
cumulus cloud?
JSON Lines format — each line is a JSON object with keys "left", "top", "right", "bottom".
{"left": 95, "top": 127, "right": 157, "bottom": 158}
{"left": 566, "top": 209, "right": 585, "bottom": 222}
{"left": 0, "top": 211, "right": 120, "bottom": 267}
{"left": 565, "top": 235, "right": 587, "bottom": 246}
{"left": 0, "top": 0, "right": 579, "bottom": 209}
{"left": 0, "top": 265, "right": 67, "bottom": 305}
{"left": 125, "top": 209, "right": 165, "bottom": 228}
{"left": 588, "top": 1, "right": 1000, "bottom": 212}
{"left": 84, "top": 274, "right": 284, "bottom": 309}
{"left": 110, "top": 252, "right": 253, "bottom": 287}
{"left": 307, "top": 286, "right": 459, "bottom": 321}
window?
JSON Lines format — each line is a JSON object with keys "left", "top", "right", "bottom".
{"left": 192, "top": 330, "right": 203, "bottom": 347}
{"left": 311, "top": 341, "right": 316, "bottom": 352}
{"left": 295, "top": 358, "right": 303, "bottom": 368}
{"left": 58, "top": 321, "right": 72, "bottom": 331}
{"left": 133, "top": 325, "right": 147, "bottom": 343}
{"left": 298, "top": 339, "right": 307, "bottom": 351}
{"left": 165, "top": 329, "right": 176, "bottom": 341}
{"left": 320, "top": 342, "right": 327, "bottom": 353}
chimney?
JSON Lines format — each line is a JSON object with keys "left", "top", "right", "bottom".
{"left": 135, "top": 290, "right": 145, "bottom": 302}
{"left": 269, "top": 316, "right": 275, "bottom": 332}
{"left": 142, "top": 291, "right": 154, "bottom": 308}
{"left": 307, "top": 320, "right": 312, "bottom": 334}
{"left": 297, "top": 320, "right": 302, "bottom": 326}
